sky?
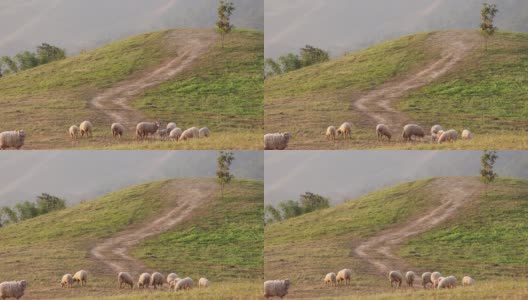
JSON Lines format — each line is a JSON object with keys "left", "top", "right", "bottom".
{"left": 265, "top": 151, "right": 528, "bottom": 206}
{"left": 0, "top": 151, "right": 263, "bottom": 207}
{"left": 265, "top": 0, "right": 528, "bottom": 58}
{"left": 0, "top": 0, "right": 263, "bottom": 56}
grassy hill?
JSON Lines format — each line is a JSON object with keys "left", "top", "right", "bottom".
{"left": 0, "top": 178, "right": 263, "bottom": 299}
{"left": 265, "top": 177, "right": 528, "bottom": 299}
{"left": 265, "top": 30, "right": 528, "bottom": 150}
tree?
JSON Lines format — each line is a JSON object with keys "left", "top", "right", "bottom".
{"left": 277, "top": 200, "right": 303, "bottom": 219}
{"left": 36, "top": 193, "right": 66, "bottom": 214}
{"left": 0, "top": 207, "right": 18, "bottom": 224}
{"left": 14, "top": 51, "right": 39, "bottom": 71}
{"left": 480, "top": 3, "right": 498, "bottom": 51}
{"left": 265, "top": 192, "right": 331, "bottom": 224}
{"left": 265, "top": 58, "right": 282, "bottom": 78}
{"left": 278, "top": 53, "right": 302, "bottom": 73}
{"left": 216, "top": 0, "right": 235, "bottom": 48}
{"left": 265, "top": 204, "right": 282, "bottom": 224}
{"left": 480, "top": 150, "right": 498, "bottom": 185}
{"left": 264, "top": 45, "right": 330, "bottom": 77}
{"left": 216, "top": 151, "right": 235, "bottom": 198}
{"left": 299, "top": 192, "right": 330, "bottom": 213}
{"left": 14, "top": 201, "right": 39, "bottom": 221}
{"left": 299, "top": 45, "right": 330, "bottom": 67}
{"left": 36, "top": 43, "right": 66, "bottom": 64}
{"left": 0, "top": 56, "right": 19, "bottom": 74}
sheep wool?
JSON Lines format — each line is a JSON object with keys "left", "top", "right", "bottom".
{"left": 264, "top": 133, "right": 292, "bottom": 150}
{"left": 0, "top": 130, "right": 26, "bottom": 150}
{"left": 0, "top": 280, "right": 27, "bottom": 299}
{"left": 264, "top": 279, "right": 290, "bottom": 299}
{"left": 118, "top": 272, "right": 134, "bottom": 289}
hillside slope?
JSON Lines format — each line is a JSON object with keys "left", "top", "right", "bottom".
{"left": 265, "top": 177, "right": 528, "bottom": 299}
{"left": 0, "top": 178, "right": 263, "bottom": 299}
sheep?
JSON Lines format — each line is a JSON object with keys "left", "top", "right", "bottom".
{"left": 438, "top": 129, "right": 458, "bottom": 144}
{"left": 0, "top": 130, "right": 26, "bottom": 150}
{"left": 111, "top": 123, "right": 125, "bottom": 139}
{"left": 263, "top": 279, "right": 290, "bottom": 299}
{"left": 150, "top": 272, "right": 164, "bottom": 289}
{"left": 198, "top": 277, "right": 210, "bottom": 288}
{"left": 438, "top": 276, "right": 457, "bottom": 289}
{"left": 336, "top": 269, "right": 351, "bottom": 286}
{"left": 324, "top": 272, "right": 336, "bottom": 287}
{"left": 389, "top": 271, "right": 403, "bottom": 287}
{"left": 0, "top": 280, "right": 27, "bottom": 299}
{"left": 61, "top": 274, "right": 73, "bottom": 288}
{"left": 462, "top": 276, "right": 475, "bottom": 287}
{"left": 118, "top": 272, "right": 134, "bottom": 289}
{"left": 80, "top": 121, "right": 93, "bottom": 138}
{"left": 169, "top": 128, "right": 183, "bottom": 141}
{"left": 405, "top": 271, "right": 416, "bottom": 287}
{"left": 174, "top": 277, "right": 193, "bottom": 291}
{"left": 376, "top": 124, "right": 392, "bottom": 141}
{"left": 179, "top": 127, "right": 200, "bottom": 142}
{"left": 431, "top": 271, "right": 442, "bottom": 288}
{"left": 73, "top": 270, "right": 87, "bottom": 287}
{"left": 166, "top": 122, "right": 177, "bottom": 132}
{"left": 431, "top": 125, "right": 443, "bottom": 142}
{"left": 69, "top": 126, "right": 79, "bottom": 140}
{"left": 137, "top": 273, "right": 151, "bottom": 289}
{"left": 199, "top": 127, "right": 210, "bottom": 138}
{"left": 336, "top": 122, "right": 352, "bottom": 139}
{"left": 402, "top": 124, "right": 425, "bottom": 142}
{"left": 421, "top": 272, "right": 433, "bottom": 289}
{"left": 166, "top": 273, "right": 179, "bottom": 284}
{"left": 326, "top": 126, "right": 336, "bottom": 140}
{"left": 136, "top": 122, "right": 160, "bottom": 139}
{"left": 462, "top": 129, "right": 472, "bottom": 140}
{"left": 158, "top": 128, "right": 169, "bottom": 139}
{"left": 263, "top": 133, "right": 292, "bottom": 150}
{"left": 169, "top": 278, "right": 182, "bottom": 290}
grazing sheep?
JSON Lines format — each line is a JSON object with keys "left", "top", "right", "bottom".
{"left": 137, "top": 273, "right": 151, "bottom": 289}
{"left": 0, "top": 280, "right": 27, "bottom": 299}
{"left": 73, "top": 270, "right": 88, "bottom": 287}
{"left": 405, "top": 271, "right": 416, "bottom": 287}
{"left": 326, "top": 126, "right": 336, "bottom": 140}
{"left": 402, "top": 124, "right": 425, "bottom": 142}
{"left": 136, "top": 122, "right": 160, "bottom": 139}
{"left": 150, "top": 272, "right": 164, "bottom": 289}
{"left": 169, "top": 278, "right": 182, "bottom": 290}
{"left": 158, "top": 128, "right": 169, "bottom": 139}
{"left": 438, "top": 129, "right": 458, "bottom": 144}
{"left": 167, "top": 122, "right": 177, "bottom": 132}
{"left": 431, "top": 125, "right": 443, "bottom": 142}
{"left": 324, "top": 272, "right": 336, "bottom": 287}
{"left": 69, "top": 126, "right": 79, "bottom": 140}
{"left": 376, "top": 124, "right": 392, "bottom": 141}
{"left": 111, "top": 123, "right": 125, "bottom": 139}
{"left": 199, "top": 127, "right": 210, "bottom": 138}
{"left": 80, "top": 121, "right": 93, "bottom": 138}
{"left": 169, "top": 128, "right": 183, "bottom": 141}
{"left": 174, "top": 277, "right": 193, "bottom": 291}
{"left": 264, "top": 279, "right": 290, "bottom": 299}
{"left": 462, "top": 129, "right": 472, "bottom": 140}
{"left": 336, "top": 269, "right": 351, "bottom": 286}
{"left": 462, "top": 276, "right": 475, "bottom": 287}
{"left": 431, "top": 272, "right": 442, "bottom": 288}
{"left": 263, "top": 133, "right": 292, "bottom": 150}
{"left": 61, "top": 274, "right": 72, "bottom": 288}
{"left": 198, "top": 278, "right": 210, "bottom": 288}
{"left": 337, "top": 122, "right": 352, "bottom": 139}
{"left": 179, "top": 127, "right": 199, "bottom": 141}
{"left": 389, "top": 271, "right": 403, "bottom": 287}
{"left": 422, "top": 272, "right": 433, "bottom": 289}
{"left": 118, "top": 272, "right": 134, "bottom": 289}
{"left": 166, "top": 273, "right": 179, "bottom": 284}
{"left": 0, "top": 130, "right": 26, "bottom": 150}
{"left": 438, "top": 276, "right": 457, "bottom": 289}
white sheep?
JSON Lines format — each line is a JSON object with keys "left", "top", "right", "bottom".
{"left": 136, "top": 122, "right": 160, "bottom": 139}
{"left": 431, "top": 271, "right": 442, "bottom": 288}
{"left": 199, "top": 127, "right": 210, "bottom": 138}
{"left": 431, "top": 125, "right": 443, "bottom": 142}
{"left": 336, "top": 269, "right": 351, "bottom": 286}
{"left": 405, "top": 271, "right": 416, "bottom": 287}
{"left": 69, "top": 126, "right": 79, "bottom": 140}
{"left": 61, "top": 274, "right": 72, "bottom": 288}
{"left": 118, "top": 272, "right": 134, "bottom": 289}
{"left": 166, "top": 273, "right": 179, "bottom": 284}
{"left": 169, "top": 278, "right": 182, "bottom": 290}
{"left": 337, "top": 122, "right": 352, "bottom": 139}
{"left": 150, "top": 272, "right": 164, "bottom": 289}
{"left": 158, "top": 128, "right": 169, "bottom": 139}
{"left": 111, "top": 123, "right": 125, "bottom": 139}
{"left": 174, "top": 277, "right": 193, "bottom": 291}
{"left": 0, "top": 130, "right": 26, "bottom": 150}
{"left": 438, "top": 129, "right": 458, "bottom": 144}
{"left": 326, "top": 126, "right": 336, "bottom": 140}
{"left": 198, "top": 277, "right": 210, "bottom": 288}
{"left": 324, "top": 272, "right": 336, "bottom": 287}
{"left": 402, "top": 124, "right": 425, "bottom": 142}
{"left": 263, "top": 279, "right": 290, "bottom": 299}
{"left": 421, "top": 272, "right": 433, "bottom": 289}
{"left": 179, "top": 127, "right": 197, "bottom": 141}
{"left": 169, "top": 128, "right": 183, "bottom": 141}
{"left": 167, "top": 122, "right": 177, "bottom": 132}
{"left": 376, "top": 124, "right": 392, "bottom": 141}
{"left": 137, "top": 273, "right": 151, "bottom": 289}
{"left": 263, "top": 133, "right": 292, "bottom": 150}
{"left": 0, "top": 280, "right": 27, "bottom": 299}
{"left": 438, "top": 276, "right": 457, "bottom": 289}
{"left": 73, "top": 270, "right": 87, "bottom": 287}
{"left": 462, "top": 129, "right": 472, "bottom": 140}
{"left": 389, "top": 271, "right": 403, "bottom": 287}
{"left": 462, "top": 276, "right": 475, "bottom": 287}
{"left": 80, "top": 121, "right": 93, "bottom": 138}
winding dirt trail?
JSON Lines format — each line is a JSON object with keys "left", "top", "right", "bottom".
{"left": 353, "top": 31, "right": 479, "bottom": 129}
{"left": 91, "top": 179, "right": 217, "bottom": 273}
{"left": 354, "top": 177, "right": 483, "bottom": 276}
{"left": 91, "top": 29, "right": 217, "bottom": 128}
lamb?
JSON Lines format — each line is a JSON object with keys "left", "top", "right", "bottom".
{"left": 150, "top": 272, "right": 164, "bottom": 289}
{"left": 462, "top": 129, "right": 472, "bottom": 140}
{"left": 61, "top": 274, "right": 73, "bottom": 288}
{"left": 421, "top": 272, "right": 433, "bottom": 288}
{"left": 438, "top": 276, "right": 457, "bottom": 289}
{"left": 336, "top": 122, "right": 352, "bottom": 139}
{"left": 137, "top": 273, "right": 151, "bottom": 289}
{"left": 0, "top": 130, "right": 26, "bottom": 150}
{"left": 80, "top": 121, "right": 93, "bottom": 138}
{"left": 431, "top": 125, "right": 443, "bottom": 142}
{"left": 389, "top": 271, "right": 403, "bottom": 287}
{"left": 326, "top": 126, "right": 336, "bottom": 140}
{"left": 263, "top": 133, "right": 292, "bottom": 150}
{"left": 166, "top": 122, "right": 177, "bottom": 132}
{"left": 405, "top": 271, "right": 416, "bottom": 287}
{"left": 431, "top": 272, "right": 442, "bottom": 287}
{"left": 166, "top": 273, "right": 179, "bottom": 284}
{"left": 179, "top": 127, "right": 200, "bottom": 142}
{"left": 136, "top": 122, "right": 160, "bottom": 139}
{"left": 118, "top": 272, "right": 134, "bottom": 289}
{"left": 198, "top": 277, "right": 210, "bottom": 288}
{"left": 336, "top": 269, "right": 351, "bottom": 286}
{"left": 111, "top": 123, "right": 125, "bottom": 139}
{"left": 199, "top": 127, "right": 210, "bottom": 138}
{"left": 402, "top": 124, "right": 425, "bottom": 142}
{"left": 169, "top": 279, "right": 182, "bottom": 290}
{"left": 324, "top": 272, "right": 336, "bottom": 287}
{"left": 73, "top": 270, "right": 87, "bottom": 286}
{"left": 169, "top": 128, "right": 183, "bottom": 141}
{"left": 438, "top": 129, "right": 458, "bottom": 144}
{"left": 462, "top": 276, "right": 475, "bottom": 287}
{"left": 174, "top": 277, "right": 193, "bottom": 291}
{"left": 263, "top": 279, "right": 290, "bottom": 299}
{"left": 376, "top": 124, "right": 392, "bottom": 141}
{"left": 69, "top": 126, "right": 79, "bottom": 140}
{"left": 0, "top": 280, "right": 27, "bottom": 299}
{"left": 158, "top": 128, "right": 169, "bottom": 139}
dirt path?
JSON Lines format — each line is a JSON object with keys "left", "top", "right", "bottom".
{"left": 91, "top": 29, "right": 217, "bottom": 128}
{"left": 91, "top": 179, "right": 217, "bottom": 273}
{"left": 353, "top": 31, "right": 479, "bottom": 130}
{"left": 354, "top": 177, "right": 483, "bottom": 276}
